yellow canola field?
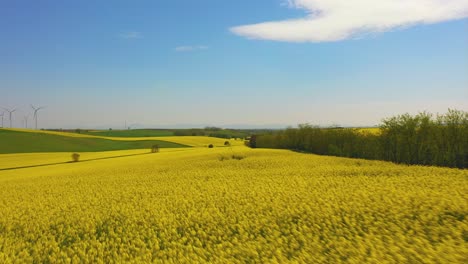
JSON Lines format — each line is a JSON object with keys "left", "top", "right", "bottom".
{"left": 355, "top": 127, "right": 381, "bottom": 135}
{"left": 3, "top": 128, "right": 242, "bottom": 147}
{"left": 0, "top": 146, "right": 467, "bottom": 263}
{"left": 0, "top": 148, "right": 192, "bottom": 170}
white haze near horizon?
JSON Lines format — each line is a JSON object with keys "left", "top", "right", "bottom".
{"left": 1, "top": 98, "right": 467, "bottom": 129}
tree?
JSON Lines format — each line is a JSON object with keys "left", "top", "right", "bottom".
{"left": 71, "top": 153, "right": 80, "bottom": 162}
{"left": 151, "top": 145, "right": 160, "bottom": 153}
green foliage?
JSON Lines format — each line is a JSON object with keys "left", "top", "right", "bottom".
{"left": 0, "top": 130, "right": 188, "bottom": 154}
{"left": 256, "top": 110, "right": 468, "bottom": 168}
{"left": 245, "top": 135, "right": 257, "bottom": 148}
{"left": 380, "top": 109, "right": 468, "bottom": 168}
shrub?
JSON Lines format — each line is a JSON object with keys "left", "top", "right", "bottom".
{"left": 224, "top": 141, "right": 230, "bottom": 146}
{"left": 71, "top": 153, "right": 80, "bottom": 162}
{"left": 218, "top": 155, "right": 228, "bottom": 161}
{"left": 208, "top": 144, "right": 214, "bottom": 148}
{"left": 231, "top": 154, "right": 245, "bottom": 160}
{"left": 218, "top": 154, "right": 245, "bottom": 161}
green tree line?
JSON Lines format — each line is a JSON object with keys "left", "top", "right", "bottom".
{"left": 252, "top": 109, "right": 468, "bottom": 168}
{"left": 173, "top": 127, "right": 272, "bottom": 139}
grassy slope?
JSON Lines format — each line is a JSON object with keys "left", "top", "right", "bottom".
{"left": 4, "top": 129, "right": 243, "bottom": 147}
{"left": 0, "top": 129, "right": 187, "bottom": 154}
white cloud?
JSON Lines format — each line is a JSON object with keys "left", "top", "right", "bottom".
{"left": 231, "top": 0, "right": 468, "bottom": 42}
{"left": 175, "top": 45, "right": 209, "bottom": 52}
{"left": 119, "top": 31, "right": 143, "bottom": 39}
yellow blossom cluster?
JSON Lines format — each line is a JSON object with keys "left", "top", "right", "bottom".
{"left": 0, "top": 146, "right": 466, "bottom": 263}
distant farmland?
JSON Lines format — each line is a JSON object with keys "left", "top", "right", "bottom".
{"left": 81, "top": 129, "right": 175, "bottom": 137}
{"left": 0, "top": 129, "right": 187, "bottom": 154}
{"left": 51, "top": 128, "right": 264, "bottom": 139}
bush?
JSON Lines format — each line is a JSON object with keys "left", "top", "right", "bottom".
{"left": 224, "top": 141, "right": 230, "bottom": 146}
{"left": 208, "top": 144, "right": 214, "bottom": 148}
{"left": 71, "top": 153, "right": 80, "bottom": 162}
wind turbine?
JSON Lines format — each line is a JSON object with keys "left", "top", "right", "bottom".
{"left": 23, "top": 115, "right": 29, "bottom": 128}
{"left": 2, "top": 108, "right": 17, "bottom": 128}
{"left": 0, "top": 112, "right": 4, "bottom": 128}
{"left": 31, "top": 105, "right": 46, "bottom": 130}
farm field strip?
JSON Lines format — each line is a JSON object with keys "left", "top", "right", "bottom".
{"left": 1, "top": 129, "right": 242, "bottom": 147}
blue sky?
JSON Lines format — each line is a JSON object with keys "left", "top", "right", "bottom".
{"left": 1, "top": 0, "right": 467, "bottom": 129}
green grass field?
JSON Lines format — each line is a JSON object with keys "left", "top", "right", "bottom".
{"left": 0, "top": 129, "right": 187, "bottom": 154}
{"left": 80, "top": 129, "right": 175, "bottom": 137}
